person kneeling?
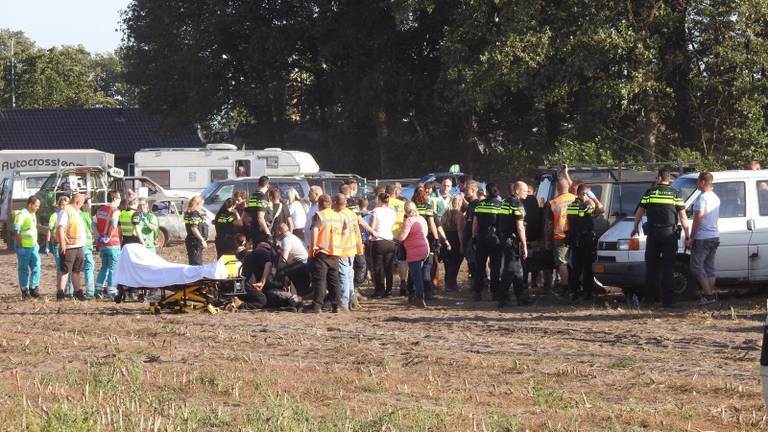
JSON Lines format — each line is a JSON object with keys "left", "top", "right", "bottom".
{"left": 240, "top": 242, "right": 302, "bottom": 311}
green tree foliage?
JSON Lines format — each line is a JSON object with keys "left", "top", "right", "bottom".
{"left": 121, "top": 0, "right": 768, "bottom": 177}
{"left": 0, "top": 29, "right": 134, "bottom": 109}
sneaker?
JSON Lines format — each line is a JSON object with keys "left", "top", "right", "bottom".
{"left": 29, "top": 288, "right": 40, "bottom": 299}
{"left": 74, "top": 291, "right": 87, "bottom": 301}
{"left": 55, "top": 291, "right": 66, "bottom": 301}
{"left": 21, "top": 290, "right": 30, "bottom": 300}
{"left": 698, "top": 295, "right": 717, "bottom": 306}
{"left": 302, "top": 303, "right": 322, "bottom": 314}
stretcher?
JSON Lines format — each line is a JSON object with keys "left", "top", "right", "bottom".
{"left": 113, "top": 244, "right": 245, "bottom": 313}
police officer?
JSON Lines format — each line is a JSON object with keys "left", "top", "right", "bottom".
{"left": 119, "top": 198, "right": 143, "bottom": 246}
{"left": 243, "top": 176, "right": 273, "bottom": 246}
{"left": 566, "top": 183, "right": 604, "bottom": 301}
{"left": 631, "top": 167, "right": 689, "bottom": 308}
{"left": 498, "top": 182, "right": 529, "bottom": 307}
{"left": 472, "top": 183, "right": 504, "bottom": 301}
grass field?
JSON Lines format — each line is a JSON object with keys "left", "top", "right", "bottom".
{"left": 0, "top": 244, "right": 765, "bottom": 431}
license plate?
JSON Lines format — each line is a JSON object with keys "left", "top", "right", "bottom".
{"left": 593, "top": 263, "right": 605, "bottom": 273}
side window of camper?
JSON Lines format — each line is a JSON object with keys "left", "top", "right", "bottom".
{"left": 143, "top": 171, "right": 170, "bottom": 189}
{"left": 210, "top": 170, "right": 228, "bottom": 183}
{"left": 713, "top": 181, "right": 746, "bottom": 218}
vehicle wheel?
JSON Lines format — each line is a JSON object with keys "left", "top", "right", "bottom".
{"left": 157, "top": 228, "right": 168, "bottom": 249}
{"left": 672, "top": 260, "right": 699, "bottom": 300}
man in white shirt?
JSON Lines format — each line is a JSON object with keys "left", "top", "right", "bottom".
{"left": 277, "top": 223, "right": 311, "bottom": 296}
{"left": 433, "top": 178, "right": 454, "bottom": 219}
{"left": 304, "top": 186, "right": 323, "bottom": 246}
{"left": 685, "top": 172, "right": 720, "bottom": 305}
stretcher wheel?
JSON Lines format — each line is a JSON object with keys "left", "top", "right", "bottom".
{"left": 149, "top": 303, "right": 161, "bottom": 315}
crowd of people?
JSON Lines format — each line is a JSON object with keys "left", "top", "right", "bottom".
{"left": 12, "top": 165, "right": 724, "bottom": 311}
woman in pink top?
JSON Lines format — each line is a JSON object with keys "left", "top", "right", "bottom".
{"left": 399, "top": 202, "right": 430, "bottom": 307}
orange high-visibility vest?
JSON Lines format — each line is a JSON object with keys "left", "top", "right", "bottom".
{"left": 549, "top": 193, "right": 576, "bottom": 240}
{"left": 61, "top": 205, "right": 84, "bottom": 246}
{"left": 339, "top": 207, "right": 363, "bottom": 257}
{"left": 314, "top": 208, "right": 344, "bottom": 257}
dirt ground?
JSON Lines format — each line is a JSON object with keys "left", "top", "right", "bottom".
{"left": 0, "top": 243, "right": 765, "bottom": 431}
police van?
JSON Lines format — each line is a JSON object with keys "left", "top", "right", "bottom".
{"left": 595, "top": 169, "right": 768, "bottom": 298}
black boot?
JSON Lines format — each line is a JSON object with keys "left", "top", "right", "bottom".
{"left": 302, "top": 302, "right": 322, "bottom": 313}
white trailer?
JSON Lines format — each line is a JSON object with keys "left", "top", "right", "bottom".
{"left": 133, "top": 143, "right": 320, "bottom": 192}
{"left": 0, "top": 149, "right": 114, "bottom": 180}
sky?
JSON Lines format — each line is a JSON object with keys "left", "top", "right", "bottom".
{"left": 0, "top": 0, "right": 131, "bottom": 53}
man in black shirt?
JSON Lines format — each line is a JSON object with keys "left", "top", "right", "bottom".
{"left": 631, "top": 167, "right": 689, "bottom": 307}
{"left": 243, "top": 176, "right": 273, "bottom": 246}
{"left": 241, "top": 242, "right": 301, "bottom": 310}
{"left": 472, "top": 183, "right": 504, "bottom": 301}
{"left": 498, "top": 181, "right": 529, "bottom": 307}
{"left": 566, "top": 183, "right": 604, "bottom": 300}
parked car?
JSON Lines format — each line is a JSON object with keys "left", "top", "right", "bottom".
{"left": 400, "top": 171, "right": 481, "bottom": 201}
{"left": 110, "top": 176, "right": 196, "bottom": 204}
{"left": 304, "top": 172, "right": 372, "bottom": 196}
{"left": 201, "top": 176, "right": 311, "bottom": 214}
{"left": 595, "top": 169, "right": 765, "bottom": 299}
{"left": 152, "top": 199, "right": 215, "bottom": 248}
{"left": 534, "top": 166, "right": 663, "bottom": 238}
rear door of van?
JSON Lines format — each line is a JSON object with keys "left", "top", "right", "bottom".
{"left": 706, "top": 180, "right": 750, "bottom": 279}
{"left": 748, "top": 178, "right": 768, "bottom": 282}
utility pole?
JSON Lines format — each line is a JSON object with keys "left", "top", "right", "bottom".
{"left": 10, "top": 36, "right": 15, "bottom": 109}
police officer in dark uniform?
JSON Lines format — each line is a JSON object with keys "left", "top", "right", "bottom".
{"left": 472, "top": 183, "right": 504, "bottom": 301}
{"left": 244, "top": 176, "right": 274, "bottom": 246}
{"left": 498, "top": 181, "right": 529, "bottom": 307}
{"left": 631, "top": 167, "right": 689, "bottom": 308}
{"left": 566, "top": 183, "right": 604, "bottom": 300}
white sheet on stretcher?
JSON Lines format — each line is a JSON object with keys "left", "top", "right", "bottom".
{"left": 114, "top": 243, "right": 229, "bottom": 288}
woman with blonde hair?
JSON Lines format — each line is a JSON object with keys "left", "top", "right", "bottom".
{"left": 184, "top": 196, "right": 209, "bottom": 265}
{"left": 399, "top": 201, "right": 430, "bottom": 307}
{"left": 441, "top": 194, "right": 465, "bottom": 292}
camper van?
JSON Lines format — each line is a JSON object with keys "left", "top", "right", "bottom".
{"left": 133, "top": 143, "right": 321, "bottom": 192}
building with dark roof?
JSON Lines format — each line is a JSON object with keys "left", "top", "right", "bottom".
{"left": 0, "top": 108, "right": 202, "bottom": 171}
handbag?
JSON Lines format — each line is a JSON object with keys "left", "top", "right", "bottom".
{"left": 394, "top": 240, "right": 407, "bottom": 261}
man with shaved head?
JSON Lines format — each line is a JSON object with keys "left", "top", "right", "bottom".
{"left": 497, "top": 182, "right": 530, "bottom": 307}
{"left": 56, "top": 193, "right": 88, "bottom": 300}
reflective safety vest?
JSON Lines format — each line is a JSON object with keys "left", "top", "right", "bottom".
{"left": 48, "top": 212, "right": 60, "bottom": 245}
{"left": 61, "top": 205, "right": 84, "bottom": 246}
{"left": 119, "top": 209, "right": 137, "bottom": 238}
{"left": 339, "top": 207, "right": 363, "bottom": 257}
{"left": 95, "top": 205, "right": 121, "bottom": 247}
{"left": 314, "top": 208, "right": 344, "bottom": 256}
{"left": 549, "top": 193, "right": 576, "bottom": 240}
{"left": 14, "top": 208, "right": 37, "bottom": 248}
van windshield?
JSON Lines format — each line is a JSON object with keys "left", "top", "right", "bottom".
{"left": 201, "top": 182, "right": 220, "bottom": 201}
{"left": 671, "top": 177, "right": 698, "bottom": 202}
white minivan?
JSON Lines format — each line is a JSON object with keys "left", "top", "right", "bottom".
{"left": 595, "top": 169, "right": 768, "bottom": 298}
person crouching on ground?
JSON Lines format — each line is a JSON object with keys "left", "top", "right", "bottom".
{"left": 184, "top": 196, "right": 209, "bottom": 265}
{"left": 15, "top": 196, "right": 41, "bottom": 299}
{"left": 400, "top": 201, "right": 430, "bottom": 308}
{"left": 276, "top": 222, "right": 311, "bottom": 297}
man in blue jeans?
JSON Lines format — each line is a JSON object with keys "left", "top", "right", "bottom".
{"left": 14, "top": 196, "right": 42, "bottom": 299}
{"left": 685, "top": 171, "right": 720, "bottom": 305}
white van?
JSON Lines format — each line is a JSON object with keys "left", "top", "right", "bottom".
{"left": 595, "top": 169, "right": 768, "bottom": 298}
{"left": 133, "top": 143, "right": 320, "bottom": 192}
